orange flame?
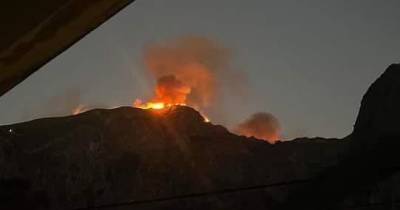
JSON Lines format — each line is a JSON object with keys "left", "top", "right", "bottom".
{"left": 132, "top": 37, "right": 227, "bottom": 122}
{"left": 133, "top": 99, "right": 167, "bottom": 110}
{"left": 133, "top": 99, "right": 209, "bottom": 122}
{"left": 132, "top": 75, "right": 190, "bottom": 110}
{"left": 132, "top": 68, "right": 210, "bottom": 121}
{"left": 72, "top": 104, "right": 87, "bottom": 115}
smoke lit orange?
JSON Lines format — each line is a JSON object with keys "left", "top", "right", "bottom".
{"left": 73, "top": 36, "right": 280, "bottom": 141}
{"left": 131, "top": 36, "right": 224, "bottom": 122}
{"left": 132, "top": 74, "right": 211, "bottom": 121}
{"left": 234, "top": 112, "right": 281, "bottom": 143}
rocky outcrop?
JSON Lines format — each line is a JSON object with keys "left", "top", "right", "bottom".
{"left": 0, "top": 64, "right": 399, "bottom": 210}
{"left": 353, "top": 64, "right": 400, "bottom": 146}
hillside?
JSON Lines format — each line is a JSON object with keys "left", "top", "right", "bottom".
{"left": 1, "top": 64, "right": 400, "bottom": 209}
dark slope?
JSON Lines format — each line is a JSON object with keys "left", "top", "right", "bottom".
{"left": 282, "top": 63, "right": 400, "bottom": 210}
{"left": 0, "top": 64, "right": 400, "bottom": 209}
{"left": 353, "top": 63, "right": 400, "bottom": 146}
{"left": 0, "top": 106, "right": 347, "bottom": 209}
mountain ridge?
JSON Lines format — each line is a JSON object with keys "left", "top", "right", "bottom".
{"left": 1, "top": 64, "right": 399, "bottom": 209}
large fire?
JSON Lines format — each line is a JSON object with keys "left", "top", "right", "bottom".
{"left": 133, "top": 74, "right": 190, "bottom": 110}
{"left": 133, "top": 100, "right": 170, "bottom": 110}
{"left": 131, "top": 74, "right": 210, "bottom": 122}
{"left": 131, "top": 37, "right": 223, "bottom": 122}
{"left": 131, "top": 75, "right": 209, "bottom": 121}
{"left": 70, "top": 36, "right": 282, "bottom": 143}
{"left": 133, "top": 100, "right": 210, "bottom": 122}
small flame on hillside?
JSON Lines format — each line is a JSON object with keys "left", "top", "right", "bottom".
{"left": 72, "top": 105, "right": 87, "bottom": 115}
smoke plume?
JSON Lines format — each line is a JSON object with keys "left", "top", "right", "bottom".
{"left": 234, "top": 112, "right": 281, "bottom": 144}
{"left": 139, "top": 36, "right": 283, "bottom": 142}
{"left": 154, "top": 75, "right": 191, "bottom": 104}
{"left": 143, "top": 36, "right": 229, "bottom": 109}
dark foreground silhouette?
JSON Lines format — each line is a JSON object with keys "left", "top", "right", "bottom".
{"left": 1, "top": 64, "right": 400, "bottom": 209}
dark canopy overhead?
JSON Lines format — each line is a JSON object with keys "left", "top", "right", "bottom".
{"left": 0, "top": 0, "right": 135, "bottom": 97}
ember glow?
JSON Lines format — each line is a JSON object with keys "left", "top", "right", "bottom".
{"left": 133, "top": 99, "right": 168, "bottom": 110}
{"left": 72, "top": 104, "right": 87, "bottom": 115}
{"left": 133, "top": 99, "right": 210, "bottom": 122}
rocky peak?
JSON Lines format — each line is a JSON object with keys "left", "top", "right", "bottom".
{"left": 353, "top": 64, "right": 400, "bottom": 142}
{"left": 1, "top": 65, "right": 400, "bottom": 209}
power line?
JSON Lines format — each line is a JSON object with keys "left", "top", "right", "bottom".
{"left": 75, "top": 179, "right": 309, "bottom": 209}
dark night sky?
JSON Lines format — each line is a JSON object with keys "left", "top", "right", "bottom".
{"left": 1, "top": 0, "right": 399, "bottom": 139}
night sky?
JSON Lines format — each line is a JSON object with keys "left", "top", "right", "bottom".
{"left": 1, "top": 0, "right": 399, "bottom": 139}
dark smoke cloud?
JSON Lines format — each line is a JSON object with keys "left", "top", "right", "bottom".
{"left": 234, "top": 112, "right": 281, "bottom": 144}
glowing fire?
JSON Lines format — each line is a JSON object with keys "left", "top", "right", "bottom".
{"left": 134, "top": 100, "right": 166, "bottom": 110}
{"left": 130, "top": 36, "right": 222, "bottom": 123}
{"left": 132, "top": 72, "right": 210, "bottom": 121}
{"left": 203, "top": 115, "right": 210, "bottom": 123}
{"left": 133, "top": 100, "right": 210, "bottom": 122}
{"left": 133, "top": 99, "right": 187, "bottom": 110}
{"left": 72, "top": 105, "right": 87, "bottom": 115}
